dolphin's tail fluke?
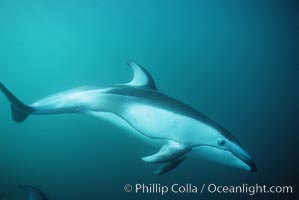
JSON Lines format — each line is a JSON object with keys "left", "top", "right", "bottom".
{"left": 0, "top": 82, "right": 33, "bottom": 123}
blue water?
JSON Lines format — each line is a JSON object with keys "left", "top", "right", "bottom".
{"left": 0, "top": 0, "right": 298, "bottom": 199}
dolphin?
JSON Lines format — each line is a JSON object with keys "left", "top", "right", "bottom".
{"left": 0, "top": 62, "right": 257, "bottom": 174}
{"left": 19, "top": 185, "right": 49, "bottom": 200}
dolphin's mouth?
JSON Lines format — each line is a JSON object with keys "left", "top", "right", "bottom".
{"left": 233, "top": 153, "right": 257, "bottom": 172}
{"left": 191, "top": 144, "right": 257, "bottom": 172}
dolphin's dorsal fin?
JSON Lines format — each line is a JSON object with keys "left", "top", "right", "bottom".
{"left": 19, "top": 185, "right": 49, "bottom": 200}
{"left": 126, "top": 61, "right": 157, "bottom": 90}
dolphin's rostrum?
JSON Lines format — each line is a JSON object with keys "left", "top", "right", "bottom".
{"left": 0, "top": 62, "right": 257, "bottom": 174}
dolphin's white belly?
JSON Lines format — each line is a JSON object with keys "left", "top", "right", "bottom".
{"left": 118, "top": 103, "right": 201, "bottom": 144}
{"left": 86, "top": 110, "right": 166, "bottom": 146}
{"left": 85, "top": 94, "right": 214, "bottom": 145}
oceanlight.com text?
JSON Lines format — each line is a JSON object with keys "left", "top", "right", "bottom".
{"left": 124, "top": 183, "right": 293, "bottom": 196}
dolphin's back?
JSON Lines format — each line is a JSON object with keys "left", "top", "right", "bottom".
{"left": 104, "top": 86, "right": 203, "bottom": 120}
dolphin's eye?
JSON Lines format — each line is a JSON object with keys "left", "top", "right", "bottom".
{"left": 218, "top": 139, "right": 226, "bottom": 146}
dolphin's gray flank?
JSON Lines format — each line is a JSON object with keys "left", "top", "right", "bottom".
{"left": 0, "top": 62, "right": 257, "bottom": 174}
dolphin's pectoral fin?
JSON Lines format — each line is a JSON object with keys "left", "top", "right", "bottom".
{"left": 142, "top": 143, "right": 190, "bottom": 163}
{"left": 126, "top": 61, "right": 158, "bottom": 90}
{"left": 154, "top": 156, "right": 187, "bottom": 175}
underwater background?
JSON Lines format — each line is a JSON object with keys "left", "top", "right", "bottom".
{"left": 0, "top": 0, "right": 298, "bottom": 199}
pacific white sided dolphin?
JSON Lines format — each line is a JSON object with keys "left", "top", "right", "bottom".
{"left": 0, "top": 62, "right": 257, "bottom": 174}
{"left": 19, "top": 185, "right": 49, "bottom": 200}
